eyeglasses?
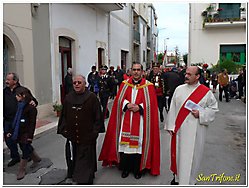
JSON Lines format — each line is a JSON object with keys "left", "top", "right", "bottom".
{"left": 73, "top": 81, "right": 82, "bottom": 85}
{"left": 132, "top": 68, "right": 141, "bottom": 71}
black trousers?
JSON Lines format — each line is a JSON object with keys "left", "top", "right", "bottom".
{"left": 99, "top": 93, "right": 110, "bottom": 119}
{"left": 19, "top": 142, "right": 34, "bottom": 160}
{"left": 4, "top": 120, "right": 20, "bottom": 160}
{"left": 119, "top": 152, "right": 141, "bottom": 174}
{"left": 219, "top": 85, "right": 229, "bottom": 102}
{"left": 65, "top": 139, "right": 76, "bottom": 178}
{"left": 238, "top": 84, "right": 244, "bottom": 99}
{"left": 157, "top": 95, "right": 165, "bottom": 116}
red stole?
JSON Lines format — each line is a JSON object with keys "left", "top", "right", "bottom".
{"left": 171, "top": 84, "right": 210, "bottom": 175}
{"left": 120, "top": 84, "right": 143, "bottom": 148}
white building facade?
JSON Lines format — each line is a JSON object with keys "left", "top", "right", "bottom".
{"left": 49, "top": 3, "right": 124, "bottom": 104}
{"left": 3, "top": 3, "right": 157, "bottom": 118}
{"left": 189, "top": 3, "right": 246, "bottom": 67}
{"left": 109, "top": 4, "right": 131, "bottom": 70}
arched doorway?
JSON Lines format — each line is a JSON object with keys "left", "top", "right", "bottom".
{"left": 3, "top": 35, "right": 15, "bottom": 87}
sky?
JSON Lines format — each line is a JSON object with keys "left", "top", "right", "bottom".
{"left": 153, "top": 2, "right": 189, "bottom": 56}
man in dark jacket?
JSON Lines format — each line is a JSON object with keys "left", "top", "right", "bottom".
{"left": 98, "top": 65, "right": 113, "bottom": 120}
{"left": 64, "top": 67, "right": 73, "bottom": 95}
{"left": 148, "top": 62, "right": 168, "bottom": 122}
{"left": 164, "top": 67, "right": 181, "bottom": 111}
{"left": 57, "top": 75, "right": 103, "bottom": 185}
{"left": 115, "top": 65, "right": 124, "bottom": 87}
{"left": 87, "top": 66, "right": 100, "bottom": 95}
{"left": 4, "top": 73, "right": 38, "bottom": 167}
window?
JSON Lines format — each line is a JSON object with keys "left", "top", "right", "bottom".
{"left": 232, "top": 52, "right": 240, "bottom": 62}
{"left": 221, "top": 52, "right": 227, "bottom": 61}
{"left": 220, "top": 44, "right": 246, "bottom": 64}
{"left": 143, "top": 50, "right": 146, "bottom": 62}
{"left": 219, "top": 3, "right": 241, "bottom": 19}
{"left": 143, "top": 25, "right": 145, "bottom": 36}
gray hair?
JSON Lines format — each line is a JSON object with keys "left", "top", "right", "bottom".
{"left": 8, "top": 72, "right": 19, "bottom": 82}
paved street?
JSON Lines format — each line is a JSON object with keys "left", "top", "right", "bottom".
{"left": 3, "top": 92, "right": 246, "bottom": 185}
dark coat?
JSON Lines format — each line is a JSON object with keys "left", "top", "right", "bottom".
{"left": 87, "top": 71, "right": 100, "bottom": 93}
{"left": 65, "top": 73, "right": 73, "bottom": 94}
{"left": 115, "top": 69, "right": 124, "bottom": 85}
{"left": 3, "top": 84, "right": 38, "bottom": 122}
{"left": 164, "top": 71, "right": 182, "bottom": 95}
{"left": 57, "top": 89, "right": 103, "bottom": 183}
{"left": 57, "top": 89, "right": 103, "bottom": 145}
{"left": 16, "top": 104, "right": 37, "bottom": 143}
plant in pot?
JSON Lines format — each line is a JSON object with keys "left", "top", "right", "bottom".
{"left": 53, "top": 101, "right": 63, "bottom": 117}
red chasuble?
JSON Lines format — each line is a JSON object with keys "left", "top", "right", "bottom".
{"left": 98, "top": 77, "right": 160, "bottom": 175}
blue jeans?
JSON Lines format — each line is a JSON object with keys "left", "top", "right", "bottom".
{"left": 4, "top": 120, "right": 20, "bottom": 160}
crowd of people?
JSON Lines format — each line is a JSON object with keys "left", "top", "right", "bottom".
{"left": 56, "top": 62, "right": 219, "bottom": 185}
{"left": 3, "top": 61, "right": 245, "bottom": 185}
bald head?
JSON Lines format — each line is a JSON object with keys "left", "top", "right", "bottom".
{"left": 185, "top": 66, "right": 200, "bottom": 85}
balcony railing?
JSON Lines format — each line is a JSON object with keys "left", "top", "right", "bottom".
{"left": 201, "top": 4, "right": 246, "bottom": 29}
{"left": 203, "top": 17, "right": 246, "bottom": 28}
{"left": 133, "top": 30, "right": 140, "bottom": 44}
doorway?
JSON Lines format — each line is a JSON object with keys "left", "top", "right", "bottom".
{"left": 59, "top": 37, "right": 72, "bottom": 102}
{"left": 98, "top": 48, "right": 104, "bottom": 70}
{"left": 121, "top": 50, "right": 128, "bottom": 71}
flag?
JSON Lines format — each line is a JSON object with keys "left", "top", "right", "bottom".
{"left": 154, "top": 51, "right": 157, "bottom": 61}
{"left": 163, "top": 50, "right": 168, "bottom": 65}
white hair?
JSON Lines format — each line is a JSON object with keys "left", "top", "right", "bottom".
{"left": 67, "top": 67, "right": 72, "bottom": 74}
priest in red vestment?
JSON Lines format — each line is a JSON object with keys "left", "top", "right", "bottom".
{"left": 99, "top": 62, "right": 160, "bottom": 179}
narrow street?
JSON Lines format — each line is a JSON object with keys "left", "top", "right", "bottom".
{"left": 3, "top": 93, "right": 246, "bottom": 185}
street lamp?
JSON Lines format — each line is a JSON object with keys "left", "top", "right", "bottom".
{"left": 156, "top": 27, "right": 166, "bottom": 62}
{"left": 164, "top": 38, "right": 169, "bottom": 66}
{"left": 164, "top": 37, "right": 169, "bottom": 51}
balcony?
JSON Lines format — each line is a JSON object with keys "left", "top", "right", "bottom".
{"left": 203, "top": 17, "right": 246, "bottom": 28}
{"left": 133, "top": 29, "right": 140, "bottom": 45}
{"left": 91, "top": 3, "right": 124, "bottom": 12}
{"left": 201, "top": 3, "right": 246, "bottom": 29}
{"left": 147, "top": 41, "right": 151, "bottom": 50}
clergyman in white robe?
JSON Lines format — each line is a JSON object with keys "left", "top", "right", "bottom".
{"left": 165, "top": 82, "right": 218, "bottom": 185}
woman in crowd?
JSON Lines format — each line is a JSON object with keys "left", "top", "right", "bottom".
{"left": 6, "top": 86, "right": 41, "bottom": 180}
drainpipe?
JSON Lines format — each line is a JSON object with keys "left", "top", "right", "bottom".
{"left": 108, "top": 12, "right": 111, "bottom": 67}
{"left": 48, "top": 3, "right": 57, "bottom": 103}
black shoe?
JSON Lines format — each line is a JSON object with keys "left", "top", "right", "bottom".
{"left": 121, "top": 171, "right": 129, "bottom": 178}
{"left": 160, "top": 114, "right": 164, "bottom": 122}
{"left": 99, "top": 127, "right": 105, "bottom": 133}
{"left": 105, "top": 113, "right": 109, "bottom": 119}
{"left": 134, "top": 172, "right": 142, "bottom": 179}
{"left": 7, "top": 158, "right": 20, "bottom": 167}
{"left": 170, "top": 178, "right": 179, "bottom": 185}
